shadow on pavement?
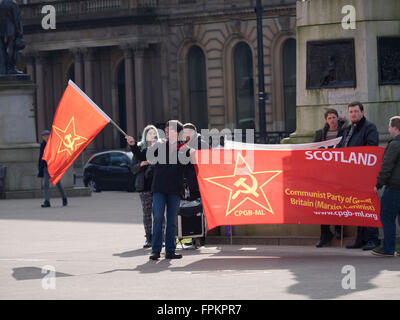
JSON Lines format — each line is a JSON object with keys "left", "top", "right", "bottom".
{"left": 10, "top": 247, "right": 400, "bottom": 299}
{"left": 113, "top": 248, "right": 149, "bottom": 258}
{"left": 110, "top": 246, "right": 400, "bottom": 299}
{"left": 12, "top": 267, "right": 73, "bottom": 281}
{"left": 113, "top": 245, "right": 207, "bottom": 258}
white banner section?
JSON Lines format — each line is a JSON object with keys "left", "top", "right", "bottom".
{"left": 224, "top": 137, "right": 342, "bottom": 150}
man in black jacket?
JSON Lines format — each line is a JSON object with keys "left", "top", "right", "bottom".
{"left": 182, "top": 123, "right": 209, "bottom": 200}
{"left": 146, "top": 120, "right": 195, "bottom": 260}
{"left": 337, "top": 102, "right": 380, "bottom": 250}
{"left": 38, "top": 130, "right": 67, "bottom": 208}
{"left": 372, "top": 116, "right": 400, "bottom": 257}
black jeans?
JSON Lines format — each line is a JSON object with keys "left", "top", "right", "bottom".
{"left": 320, "top": 225, "right": 341, "bottom": 240}
{"left": 354, "top": 226, "right": 380, "bottom": 245}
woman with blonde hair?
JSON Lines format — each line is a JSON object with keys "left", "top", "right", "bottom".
{"left": 126, "top": 125, "right": 160, "bottom": 248}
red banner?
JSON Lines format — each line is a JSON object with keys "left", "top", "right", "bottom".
{"left": 195, "top": 147, "right": 384, "bottom": 230}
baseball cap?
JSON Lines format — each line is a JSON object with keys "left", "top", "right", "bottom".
{"left": 41, "top": 130, "right": 50, "bottom": 136}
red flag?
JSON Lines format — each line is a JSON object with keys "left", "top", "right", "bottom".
{"left": 42, "top": 80, "right": 110, "bottom": 185}
{"left": 195, "top": 147, "right": 384, "bottom": 230}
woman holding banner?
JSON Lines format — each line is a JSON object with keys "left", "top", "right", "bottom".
{"left": 314, "top": 108, "right": 347, "bottom": 247}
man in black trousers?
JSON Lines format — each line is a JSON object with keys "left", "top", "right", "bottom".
{"left": 337, "top": 102, "right": 380, "bottom": 250}
{"left": 38, "top": 130, "right": 68, "bottom": 208}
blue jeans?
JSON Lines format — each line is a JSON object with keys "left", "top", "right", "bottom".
{"left": 152, "top": 193, "right": 180, "bottom": 253}
{"left": 380, "top": 188, "right": 400, "bottom": 254}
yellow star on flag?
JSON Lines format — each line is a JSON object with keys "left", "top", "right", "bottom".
{"left": 52, "top": 117, "right": 88, "bottom": 157}
{"left": 204, "top": 152, "right": 282, "bottom": 216}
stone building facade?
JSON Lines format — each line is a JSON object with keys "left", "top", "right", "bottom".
{"left": 17, "top": 0, "right": 297, "bottom": 155}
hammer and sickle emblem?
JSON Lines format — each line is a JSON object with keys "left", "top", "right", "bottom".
{"left": 62, "top": 134, "right": 77, "bottom": 151}
{"left": 232, "top": 174, "right": 259, "bottom": 200}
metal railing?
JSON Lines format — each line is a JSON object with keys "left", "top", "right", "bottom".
{"left": 21, "top": 0, "right": 159, "bottom": 19}
{"left": 204, "top": 131, "right": 293, "bottom": 147}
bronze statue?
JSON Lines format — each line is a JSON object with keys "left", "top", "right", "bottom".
{"left": 0, "top": 0, "right": 25, "bottom": 75}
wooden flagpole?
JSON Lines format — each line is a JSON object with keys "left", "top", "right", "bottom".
{"left": 110, "top": 119, "right": 128, "bottom": 137}
{"left": 341, "top": 225, "right": 344, "bottom": 248}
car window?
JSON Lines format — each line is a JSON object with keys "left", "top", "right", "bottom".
{"left": 110, "top": 153, "right": 130, "bottom": 166}
{"left": 91, "top": 154, "right": 109, "bottom": 166}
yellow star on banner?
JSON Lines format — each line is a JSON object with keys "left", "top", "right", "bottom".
{"left": 204, "top": 152, "right": 282, "bottom": 216}
{"left": 52, "top": 117, "right": 88, "bottom": 157}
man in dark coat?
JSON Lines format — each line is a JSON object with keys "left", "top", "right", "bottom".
{"left": 337, "top": 102, "right": 380, "bottom": 250}
{"left": 372, "top": 116, "right": 400, "bottom": 257}
{"left": 146, "top": 120, "right": 195, "bottom": 260}
{"left": 181, "top": 123, "right": 209, "bottom": 200}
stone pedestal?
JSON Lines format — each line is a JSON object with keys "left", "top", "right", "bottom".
{"left": 283, "top": 0, "right": 400, "bottom": 144}
{"left": 257, "top": 0, "right": 399, "bottom": 239}
{"left": 0, "top": 76, "right": 90, "bottom": 199}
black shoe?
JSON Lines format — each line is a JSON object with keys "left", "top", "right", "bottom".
{"left": 7, "top": 66, "right": 23, "bottom": 75}
{"left": 41, "top": 201, "right": 50, "bottom": 208}
{"left": 316, "top": 233, "right": 333, "bottom": 248}
{"left": 316, "top": 239, "right": 329, "bottom": 248}
{"left": 362, "top": 241, "right": 379, "bottom": 251}
{"left": 143, "top": 239, "right": 152, "bottom": 248}
{"left": 165, "top": 252, "right": 182, "bottom": 259}
{"left": 149, "top": 252, "right": 160, "bottom": 260}
{"left": 62, "top": 198, "right": 68, "bottom": 206}
{"left": 346, "top": 242, "right": 364, "bottom": 249}
{"left": 371, "top": 248, "right": 394, "bottom": 257}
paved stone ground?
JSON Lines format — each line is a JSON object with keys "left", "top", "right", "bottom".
{"left": 0, "top": 191, "right": 399, "bottom": 300}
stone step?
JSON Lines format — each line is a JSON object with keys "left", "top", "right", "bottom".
{"left": 1, "top": 187, "right": 91, "bottom": 199}
{"left": 205, "top": 236, "right": 356, "bottom": 247}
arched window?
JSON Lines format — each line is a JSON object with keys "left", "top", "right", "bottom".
{"left": 234, "top": 42, "right": 255, "bottom": 130}
{"left": 117, "top": 61, "right": 127, "bottom": 148}
{"left": 282, "top": 38, "right": 296, "bottom": 132}
{"left": 187, "top": 45, "right": 208, "bottom": 129}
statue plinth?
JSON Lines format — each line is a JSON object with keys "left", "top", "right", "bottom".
{"left": 0, "top": 76, "right": 90, "bottom": 199}
{"left": 0, "top": 74, "right": 30, "bottom": 82}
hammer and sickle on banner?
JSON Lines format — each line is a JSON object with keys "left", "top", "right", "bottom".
{"left": 203, "top": 152, "right": 282, "bottom": 216}
{"left": 232, "top": 175, "right": 259, "bottom": 199}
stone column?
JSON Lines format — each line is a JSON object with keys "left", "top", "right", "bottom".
{"left": 82, "top": 48, "right": 98, "bottom": 153}
{"left": 71, "top": 48, "right": 84, "bottom": 89}
{"left": 134, "top": 44, "right": 147, "bottom": 137}
{"left": 285, "top": 0, "right": 400, "bottom": 144}
{"left": 82, "top": 48, "right": 94, "bottom": 99}
{"left": 34, "top": 52, "right": 47, "bottom": 138}
{"left": 122, "top": 45, "right": 137, "bottom": 137}
{"left": 25, "top": 55, "right": 35, "bottom": 82}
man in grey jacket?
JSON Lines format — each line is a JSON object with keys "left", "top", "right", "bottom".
{"left": 337, "top": 101, "right": 380, "bottom": 250}
{"left": 372, "top": 116, "right": 400, "bottom": 257}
